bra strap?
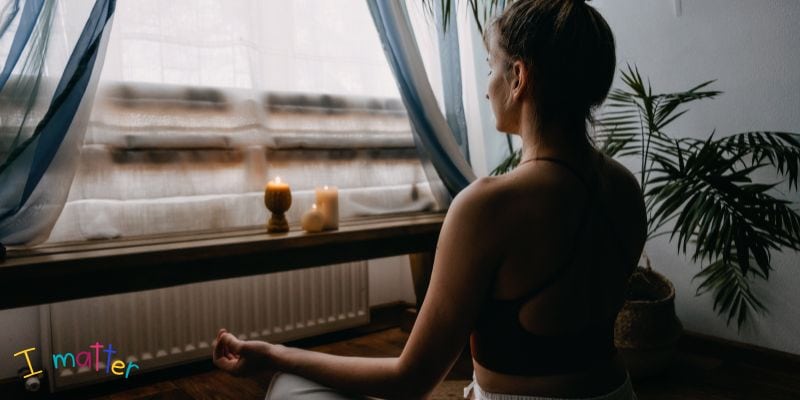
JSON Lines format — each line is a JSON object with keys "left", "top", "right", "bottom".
{"left": 506, "top": 155, "right": 601, "bottom": 303}
{"left": 532, "top": 156, "right": 590, "bottom": 187}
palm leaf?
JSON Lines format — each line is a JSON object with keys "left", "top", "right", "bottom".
{"left": 692, "top": 258, "right": 769, "bottom": 332}
{"left": 654, "top": 80, "right": 721, "bottom": 131}
{"left": 716, "top": 131, "right": 800, "bottom": 189}
{"left": 490, "top": 147, "right": 521, "bottom": 176}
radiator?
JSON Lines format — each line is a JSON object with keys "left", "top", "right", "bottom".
{"left": 40, "top": 262, "right": 369, "bottom": 391}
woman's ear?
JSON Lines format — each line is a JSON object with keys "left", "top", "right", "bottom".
{"left": 509, "top": 59, "right": 529, "bottom": 102}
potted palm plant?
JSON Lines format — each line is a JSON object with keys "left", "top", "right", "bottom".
{"left": 495, "top": 66, "right": 800, "bottom": 377}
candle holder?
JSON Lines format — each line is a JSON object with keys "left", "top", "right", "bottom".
{"left": 264, "top": 185, "right": 292, "bottom": 233}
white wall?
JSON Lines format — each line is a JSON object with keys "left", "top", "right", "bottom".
{"left": 368, "top": 256, "right": 418, "bottom": 306}
{"left": 591, "top": 0, "right": 800, "bottom": 355}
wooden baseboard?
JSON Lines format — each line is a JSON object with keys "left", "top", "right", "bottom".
{"left": 678, "top": 329, "right": 800, "bottom": 373}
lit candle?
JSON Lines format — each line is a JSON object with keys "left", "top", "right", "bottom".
{"left": 266, "top": 176, "right": 290, "bottom": 193}
{"left": 301, "top": 204, "right": 325, "bottom": 233}
{"left": 264, "top": 176, "right": 292, "bottom": 233}
{"left": 315, "top": 185, "right": 339, "bottom": 230}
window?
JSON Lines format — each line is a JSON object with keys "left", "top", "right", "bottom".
{"left": 47, "top": 0, "right": 441, "bottom": 242}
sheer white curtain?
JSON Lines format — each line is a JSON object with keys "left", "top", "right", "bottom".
{"left": 47, "top": 0, "right": 443, "bottom": 242}
{"left": 99, "top": 0, "right": 401, "bottom": 96}
{"left": 0, "top": 0, "right": 115, "bottom": 245}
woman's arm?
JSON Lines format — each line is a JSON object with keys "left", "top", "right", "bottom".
{"left": 213, "top": 331, "right": 405, "bottom": 397}
{"left": 214, "top": 178, "right": 505, "bottom": 399}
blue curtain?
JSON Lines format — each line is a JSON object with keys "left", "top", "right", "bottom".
{"left": 434, "top": 3, "right": 470, "bottom": 165}
{"left": 0, "top": 0, "right": 116, "bottom": 245}
{"left": 367, "top": 0, "right": 476, "bottom": 205}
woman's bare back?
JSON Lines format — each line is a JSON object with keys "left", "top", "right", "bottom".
{"left": 472, "top": 151, "right": 647, "bottom": 398}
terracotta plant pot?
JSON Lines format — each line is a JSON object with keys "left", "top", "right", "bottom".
{"left": 614, "top": 264, "right": 683, "bottom": 379}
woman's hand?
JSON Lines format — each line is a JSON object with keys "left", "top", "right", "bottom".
{"left": 212, "top": 328, "right": 274, "bottom": 376}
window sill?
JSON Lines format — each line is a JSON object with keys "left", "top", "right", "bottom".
{"left": 0, "top": 211, "right": 444, "bottom": 310}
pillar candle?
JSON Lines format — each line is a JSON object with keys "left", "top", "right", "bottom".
{"left": 315, "top": 185, "right": 339, "bottom": 230}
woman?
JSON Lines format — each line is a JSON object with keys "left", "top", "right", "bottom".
{"left": 212, "top": 0, "right": 646, "bottom": 398}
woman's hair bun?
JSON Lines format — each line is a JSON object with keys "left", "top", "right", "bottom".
{"left": 490, "top": 0, "right": 616, "bottom": 130}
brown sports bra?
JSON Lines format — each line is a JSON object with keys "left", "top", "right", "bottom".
{"left": 469, "top": 156, "right": 618, "bottom": 376}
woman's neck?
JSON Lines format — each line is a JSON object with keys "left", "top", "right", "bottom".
{"left": 518, "top": 122, "right": 591, "bottom": 165}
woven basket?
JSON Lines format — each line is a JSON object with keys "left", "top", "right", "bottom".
{"left": 614, "top": 263, "right": 683, "bottom": 380}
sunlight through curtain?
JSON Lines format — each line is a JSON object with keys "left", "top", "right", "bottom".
{"left": 0, "top": 0, "right": 116, "bottom": 245}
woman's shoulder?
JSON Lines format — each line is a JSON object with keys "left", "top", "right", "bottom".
{"left": 451, "top": 151, "right": 644, "bottom": 216}
{"left": 462, "top": 153, "right": 645, "bottom": 224}
{"left": 445, "top": 175, "right": 523, "bottom": 235}
{"left": 596, "top": 153, "right": 646, "bottom": 219}
{"left": 595, "top": 153, "right": 648, "bottom": 252}
{"left": 450, "top": 175, "right": 508, "bottom": 216}
{"left": 597, "top": 152, "right": 643, "bottom": 194}
{"left": 453, "top": 171, "right": 567, "bottom": 227}
{"left": 454, "top": 173, "right": 537, "bottom": 209}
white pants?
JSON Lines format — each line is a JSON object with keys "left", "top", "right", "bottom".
{"left": 463, "top": 371, "right": 639, "bottom": 400}
{"left": 264, "top": 370, "right": 639, "bottom": 399}
{"left": 265, "top": 372, "right": 378, "bottom": 400}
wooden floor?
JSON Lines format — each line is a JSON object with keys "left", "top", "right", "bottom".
{"left": 7, "top": 325, "right": 800, "bottom": 399}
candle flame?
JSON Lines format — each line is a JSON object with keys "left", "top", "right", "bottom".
{"left": 323, "top": 185, "right": 328, "bottom": 190}
{"left": 312, "top": 204, "right": 317, "bottom": 210}
{"left": 275, "top": 176, "right": 281, "bottom": 184}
